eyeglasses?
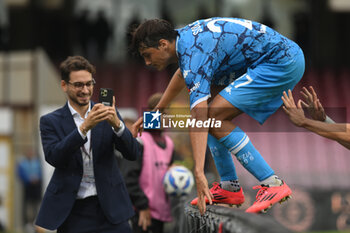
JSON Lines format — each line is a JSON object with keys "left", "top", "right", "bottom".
{"left": 67, "top": 79, "right": 96, "bottom": 89}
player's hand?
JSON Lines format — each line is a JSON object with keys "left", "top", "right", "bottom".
{"left": 138, "top": 209, "right": 151, "bottom": 231}
{"left": 81, "top": 103, "right": 110, "bottom": 131}
{"left": 300, "top": 86, "right": 326, "bottom": 122}
{"left": 282, "top": 90, "right": 306, "bottom": 127}
{"left": 105, "top": 97, "right": 122, "bottom": 129}
{"left": 194, "top": 172, "right": 213, "bottom": 215}
{"left": 131, "top": 116, "right": 144, "bottom": 137}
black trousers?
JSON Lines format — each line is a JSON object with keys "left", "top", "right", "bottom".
{"left": 58, "top": 196, "right": 132, "bottom": 233}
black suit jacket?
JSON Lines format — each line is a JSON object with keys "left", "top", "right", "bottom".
{"left": 35, "top": 102, "right": 140, "bottom": 230}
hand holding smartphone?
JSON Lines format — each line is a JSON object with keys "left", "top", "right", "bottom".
{"left": 99, "top": 88, "right": 122, "bottom": 129}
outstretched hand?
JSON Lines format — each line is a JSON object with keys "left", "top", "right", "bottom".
{"left": 282, "top": 90, "right": 306, "bottom": 127}
{"left": 300, "top": 86, "right": 326, "bottom": 121}
{"left": 131, "top": 116, "right": 144, "bottom": 138}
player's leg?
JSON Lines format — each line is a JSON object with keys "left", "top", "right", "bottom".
{"left": 211, "top": 85, "right": 244, "bottom": 192}
{"left": 209, "top": 70, "right": 298, "bottom": 213}
{"left": 209, "top": 95, "right": 278, "bottom": 185}
{"left": 207, "top": 134, "right": 239, "bottom": 190}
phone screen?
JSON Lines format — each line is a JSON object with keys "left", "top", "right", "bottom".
{"left": 99, "top": 88, "right": 114, "bottom": 106}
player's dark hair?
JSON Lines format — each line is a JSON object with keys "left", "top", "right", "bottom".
{"left": 59, "top": 56, "right": 96, "bottom": 82}
{"left": 130, "top": 19, "right": 178, "bottom": 55}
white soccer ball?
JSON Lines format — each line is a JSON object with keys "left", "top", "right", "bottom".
{"left": 163, "top": 165, "right": 194, "bottom": 196}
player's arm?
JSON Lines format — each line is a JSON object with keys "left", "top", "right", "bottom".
{"left": 190, "top": 100, "right": 213, "bottom": 215}
{"left": 301, "top": 120, "right": 350, "bottom": 150}
{"left": 190, "top": 101, "right": 209, "bottom": 176}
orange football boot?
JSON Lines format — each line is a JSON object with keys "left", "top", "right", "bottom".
{"left": 245, "top": 181, "right": 292, "bottom": 213}
{"left": 191, "top": 182, "right": 245, "bottom": 207}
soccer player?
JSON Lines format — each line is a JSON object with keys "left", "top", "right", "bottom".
{"left": 131, "top": 18, "right": 305, "bottom": 214}
{"left": 282, "top": 86, "right": 350, "bottom": 150}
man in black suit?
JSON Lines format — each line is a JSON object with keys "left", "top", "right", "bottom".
{"left": 35, "top": 56, "right": 140, "bottom": 233}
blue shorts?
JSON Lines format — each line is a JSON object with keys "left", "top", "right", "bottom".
{"left": 219, "top": 49, "right": 305, "bottom": 124}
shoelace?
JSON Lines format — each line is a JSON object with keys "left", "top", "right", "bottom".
{"left": 211, "top": 182, "right": 221, "bottom": 191}
{"left": 252, "top": 185, "right": 269, "bottom": 203}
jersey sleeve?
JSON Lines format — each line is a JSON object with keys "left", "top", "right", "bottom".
{"left": 177, "top": 23, "right": 227, "bottom": 109}
{"left": 178, "top": 39, "right": 216, "bottom": 109}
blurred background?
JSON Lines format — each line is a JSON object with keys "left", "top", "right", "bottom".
{"left": 0, "top": 0, "right": 349, "bottom": 232}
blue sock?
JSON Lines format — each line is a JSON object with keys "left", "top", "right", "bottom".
{"left": 219, "top": 127, "right": 274, "bottom": 181}
{"left": 208, "top": 134, "right": 237, "bottom": 181}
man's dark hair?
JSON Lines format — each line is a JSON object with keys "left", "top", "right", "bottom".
{"left": 59, "top": 56, "right": 96, "bottom": 82}
{"left": 130, "top": 19, "right": 178, "bottom": 55}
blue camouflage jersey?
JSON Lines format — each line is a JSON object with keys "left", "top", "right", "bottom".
{"left": 175, "top": 17, "right": 301, "bottom": 109}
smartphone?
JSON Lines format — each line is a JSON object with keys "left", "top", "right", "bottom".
{"left": 99, "top": 88, "right": 114, "bottom": 106}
